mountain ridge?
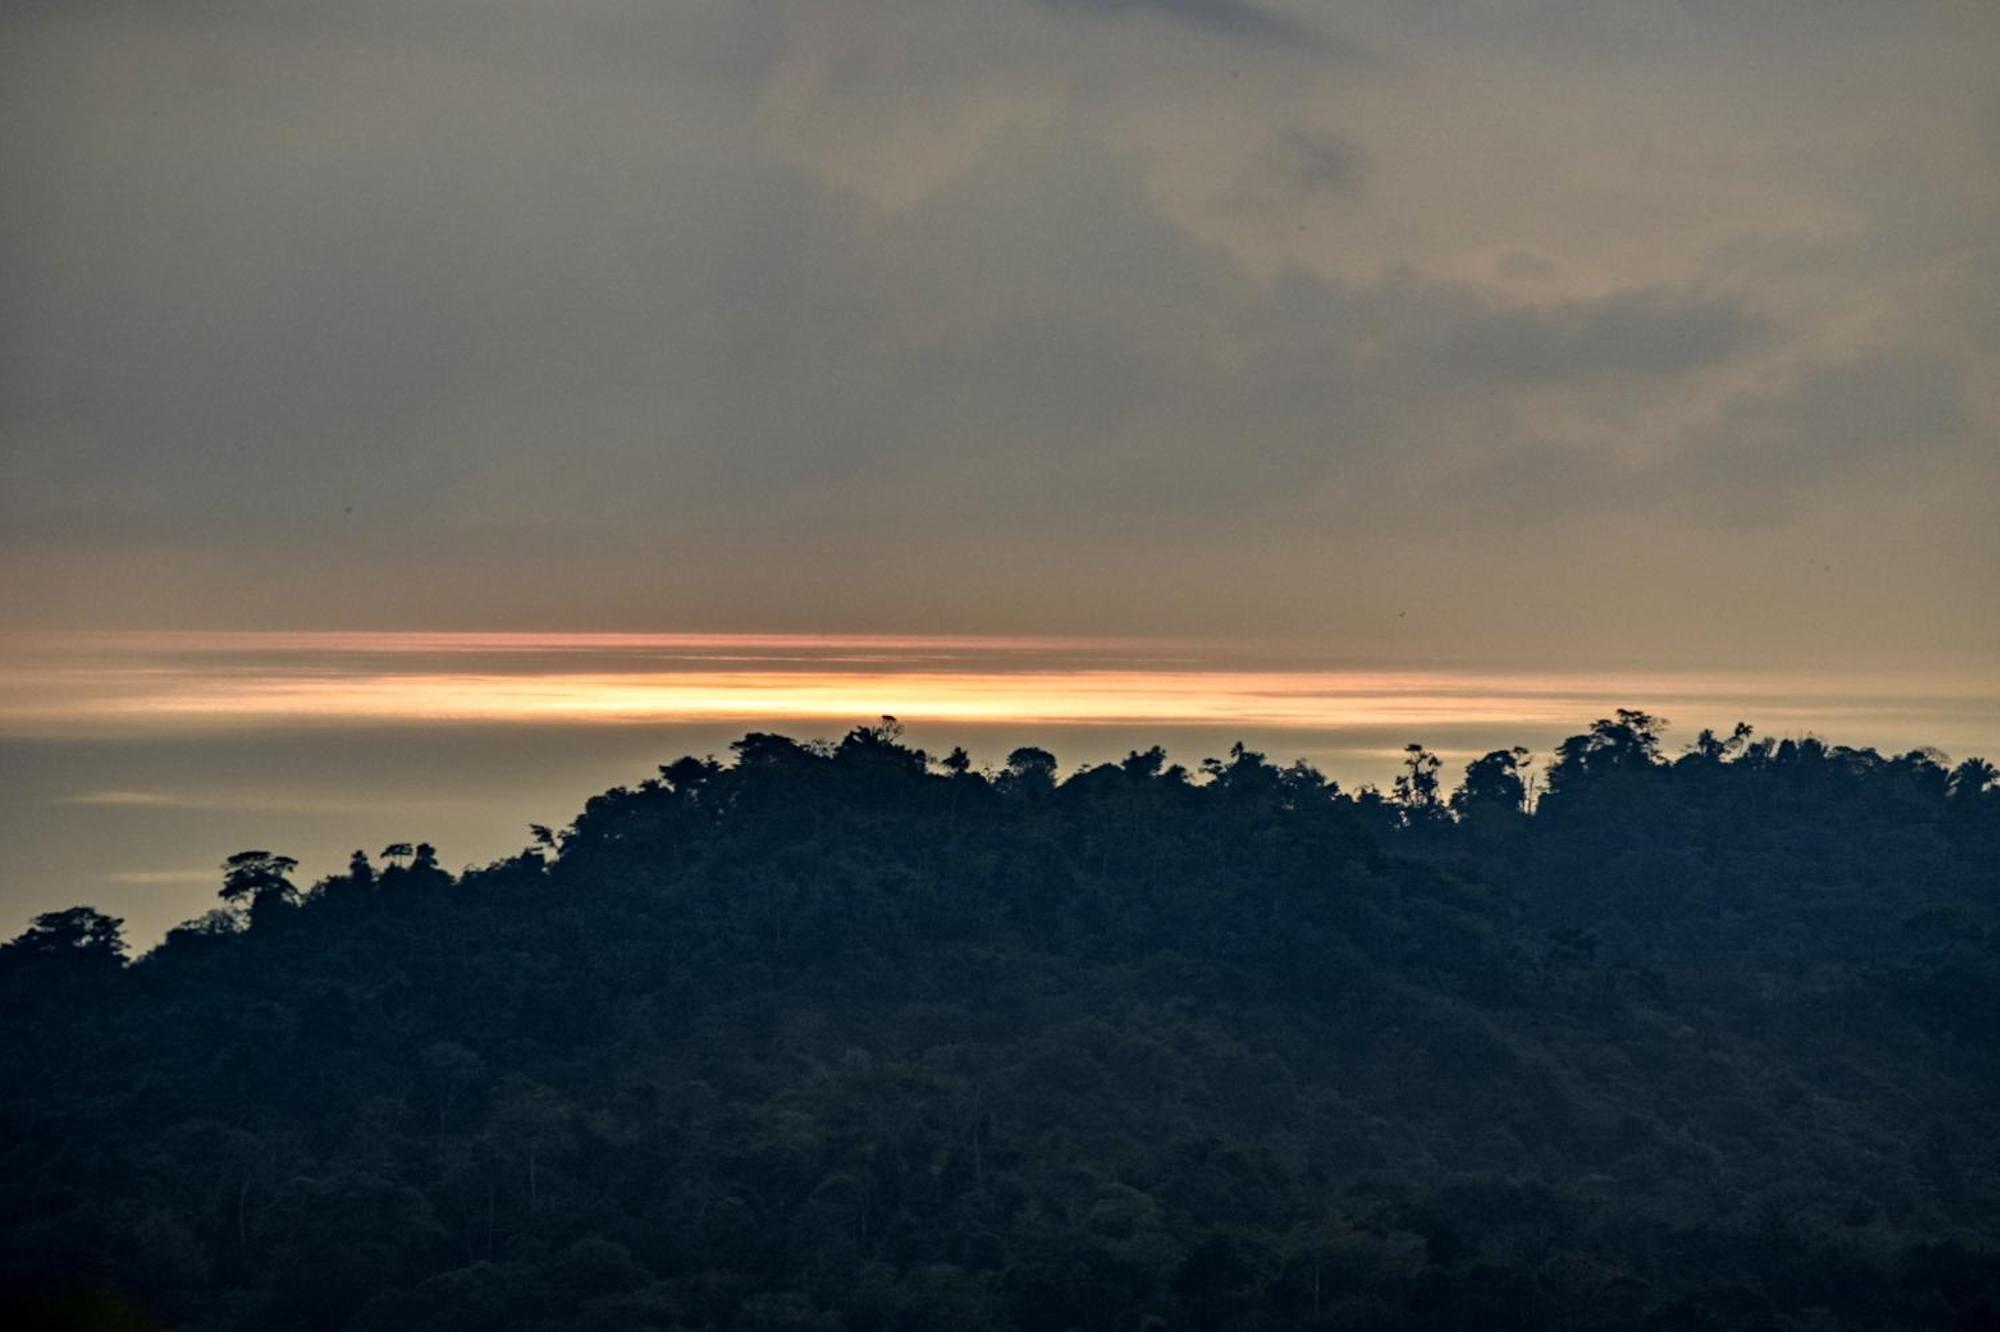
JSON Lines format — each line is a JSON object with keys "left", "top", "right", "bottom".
{"left": 4, "top": 713, "right": 1998, "bottom": 1330}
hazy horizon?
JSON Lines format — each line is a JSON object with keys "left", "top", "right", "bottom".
{"left": 4, "top": 627, "right": 1995, "bottom": 948}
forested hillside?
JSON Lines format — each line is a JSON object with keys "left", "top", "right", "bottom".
{"left": 4, "top": 713, "right": 1999, "bottom": 1331}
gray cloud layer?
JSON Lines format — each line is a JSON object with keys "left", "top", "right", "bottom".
{"left": 1036, "top": 0, "right": 1327, "bottom": 47}
{"left": 2, "top": 0, "right": 1994, "bottom": 669}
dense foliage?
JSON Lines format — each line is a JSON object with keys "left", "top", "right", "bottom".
{"left": 4, "top": 714, "right": 1999, "bottom": 1331}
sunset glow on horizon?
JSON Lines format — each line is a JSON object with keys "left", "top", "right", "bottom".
{"left": 4, "top": 631, "right": 1993, "bottom": 754}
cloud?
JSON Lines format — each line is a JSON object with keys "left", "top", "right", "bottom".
{"left": 1669, "top": 347, "right": 1972, "bottom": 517}
{"left": 1497, "top": 251, "right": 1559, "bottom": 282}
{"left": 103, "top": 869, "right": 217, "bottom": 886}
{"left": 0, "top": 0, "right": 1992, "bottom": 666}
{"left": 48, "top": 786, "right": 455, "bottom": 816}
{"left": 60, "top": 791, "right": 181, "bottom": 808}
{"left": 1429, "top": 287, "right": 1767, "bottom": 384}
{"left": 1268, "top": 129, "right": 1367, "bottom": 196}
{"left": 1775, "top": 348, "right": 1970, "bottom": 460}
{"left": 1446, "top": 345, "right": 1976, "bottom": 531}
{"left": 1034, "top": 0, "right": 1327, "bottom": 47}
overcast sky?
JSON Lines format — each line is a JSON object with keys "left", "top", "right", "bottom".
{"left": 4, "top": 0, "right": 1996, "bottom": 672}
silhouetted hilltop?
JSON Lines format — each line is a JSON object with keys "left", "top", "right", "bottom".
{"left": 4, "top": 714, "right": 1999, "bottom": 1331}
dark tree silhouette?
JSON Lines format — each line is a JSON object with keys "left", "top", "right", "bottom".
{"left": 659, "top": 753, "right": 723, "bottom": 794}
{"left": 1452, "top": 745, "right": 1530, "bottom": 817}
{"left": 2, "top": 905, "right": 126, "bottom": 964}
{"left": 218, "top": 849, "right": 300, "bottom": 915}
{"left": 1688, "top": 720, "right": 1755, "bottom": 763}
{"left": 1393, "top": 742, "right": 1445, "bottom": 820}
{"left": 1001, "top": 745, "right": 1058, "bottom": 796}
{"left": 1203, "top": 741, "right": 1283, "bottom": 801}
{"left": 1548, "top": 707, "right": 1667, "bottom": 794}
{"left": 1949, "top": 755, "right": 1997, "bottom": 802}
{"left": 1120, "top": 745, "right": 1167, "bottom": 778}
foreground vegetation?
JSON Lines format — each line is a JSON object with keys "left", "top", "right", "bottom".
{"left": 4, "top": 713, "right": 1999, "bottom": 1330}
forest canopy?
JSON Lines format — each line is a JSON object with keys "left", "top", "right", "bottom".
{"left": 3, "top": 713, "right": 1999, "bottom": 1331}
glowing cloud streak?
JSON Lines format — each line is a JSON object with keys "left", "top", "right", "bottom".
{"left": 2, "top": 633, "right": 1992, "bottom": 752}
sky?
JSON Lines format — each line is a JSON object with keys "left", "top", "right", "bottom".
{"left": 2, "top": 1, "right": 1997, "bottom": 941}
